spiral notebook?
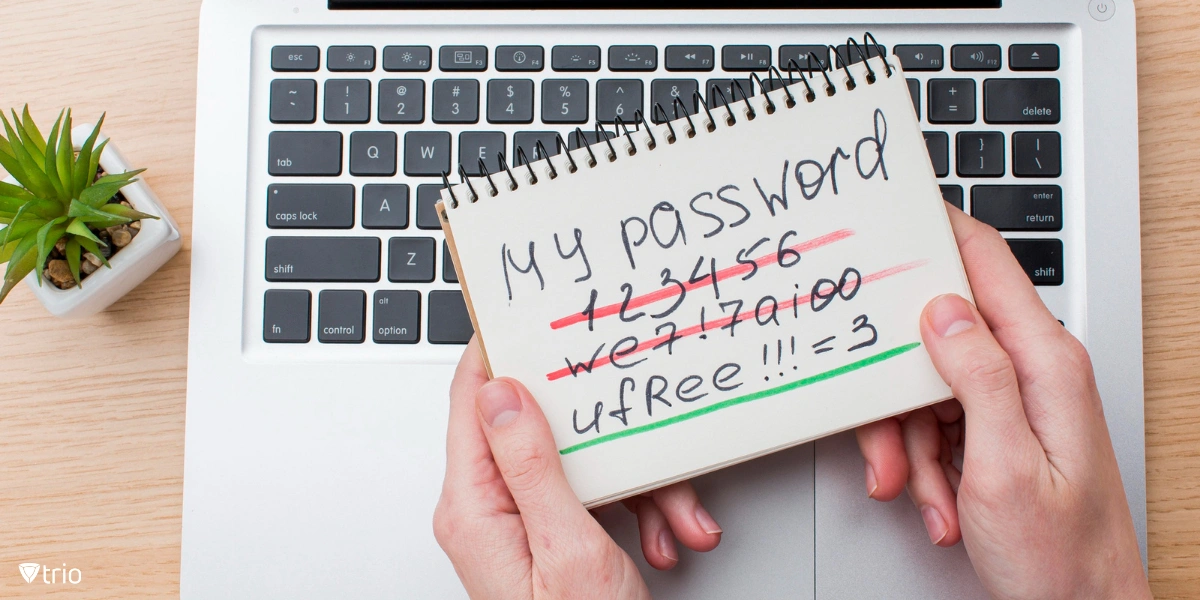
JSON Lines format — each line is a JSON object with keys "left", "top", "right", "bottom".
{"left": 438, "top": 52, "right": 971, "bottom": 507}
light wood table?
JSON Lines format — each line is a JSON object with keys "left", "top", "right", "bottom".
{"left": 0, "top": 1, "right": 1197, "bottom": 597}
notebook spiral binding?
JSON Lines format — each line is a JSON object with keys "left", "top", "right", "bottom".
{"left": 440, "top": 33, "right": 895, "bottom": 211}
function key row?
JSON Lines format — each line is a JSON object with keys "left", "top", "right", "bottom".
{"left": 272, "top": 43, "right": 1060, "bottom": 74}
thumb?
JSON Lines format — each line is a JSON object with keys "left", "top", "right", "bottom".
{"left": 920, "top": 294, "right": 1041, "bottom": 460}
{"left": 475, "top": 377, "right": 598, "bottom": 551}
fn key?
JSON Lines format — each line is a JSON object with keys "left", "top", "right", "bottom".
{"left": 1007, "top": 239, "right": 1063, "bottom": 286}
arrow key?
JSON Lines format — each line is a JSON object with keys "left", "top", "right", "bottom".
{"left": 270, "top": 79, "right": 317, "bottom": 124}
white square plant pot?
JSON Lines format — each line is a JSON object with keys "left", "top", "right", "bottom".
{"left": 17, "top": 124, "right": 181, "bottom": 318}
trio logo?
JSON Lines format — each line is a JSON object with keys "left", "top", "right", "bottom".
{"left": 17, "top": 562, "right": 82, "bottom": 584}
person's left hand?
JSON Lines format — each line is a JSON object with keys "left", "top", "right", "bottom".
{"left": 434, "top": 338, "right": 723, "bottom": 598}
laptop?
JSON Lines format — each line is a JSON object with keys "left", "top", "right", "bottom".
{"left": 183, "top": 0, "right": 1144, "bottom": 597}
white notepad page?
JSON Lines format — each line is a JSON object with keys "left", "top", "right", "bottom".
{"left": 440, "top": 57, "right": 971, "bottom": 507}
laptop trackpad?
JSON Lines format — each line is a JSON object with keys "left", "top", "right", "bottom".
{"left": 598, "top": 443, "right": 816, "bottom": 599}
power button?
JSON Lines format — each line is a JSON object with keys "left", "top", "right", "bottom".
{"left": 1089, "top": 0, "right": 1116, "bottom": 21}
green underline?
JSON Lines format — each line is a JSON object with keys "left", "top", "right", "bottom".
{"left": 559, "top": 342, "right": 922, "bottom": 456}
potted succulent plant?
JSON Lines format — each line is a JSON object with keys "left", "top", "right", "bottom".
{"left": 0, "top": 107, "right": 180, "bottom": 317}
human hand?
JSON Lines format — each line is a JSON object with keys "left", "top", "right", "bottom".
{"left": 854, "top": 208, "right": 1150, "bottom": 598}
{"left": 434, "top": 338, "right": 723, "bottom": 599}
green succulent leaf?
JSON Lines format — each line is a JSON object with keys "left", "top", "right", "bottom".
{"left": 19, "top": 106, "right": 46, "bottom": 155}
{"left": 0, "top": 236, "right": 38, "bottom": 303}
{"left": 56, "top": 109, "right": 74, "bottom": 197}
{"left": 73, "top": 113, "right": 104, "bottom": 197}
{"left": 0, "top": 219, "right": 49, "bottom": 248}
{"left": 0, "top": 238, "right": 18, "bottom": 263}
{"left": 0, "top": 112, "right": 54, "bottom": 198}
{"left": 0, "top": 181, "right": 36, "bottom": 203}
{"left": 88, "top": 139, "right": 108, "bottom": 185}
{"left": 1, "top": 202, "right": 47, "bottom": 248}
{"left": 66, "top": 218, "right": 104, "bottom": 245}
{"left": 33, "top": 217, "right": 68, "bottom": 285}
{"left": 42, "top": 112, "right": 70, "bottom": 202}
{"left": 13, "top": 107, "right": 47, "bottom": 165}
{"left": 99, "top": 202, "right": 157, "bottom": 222}
{"left": 68, "top": 199, "right": 131, "bottom": 228}
{"left": 79, "top": 171, "right": 141, "bottom": 208}
{"left": 65, "top": 237, "right": 82, "bottom": 288}
{"left": 75, "top": 236, "right": 109, "bottom": 269}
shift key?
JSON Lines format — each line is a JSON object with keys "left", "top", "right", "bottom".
{"left": 266, "top": 237, "right": 380, "bottom": 282}
{"left": 269, "top": 131, "right": 343, "bottom": 176}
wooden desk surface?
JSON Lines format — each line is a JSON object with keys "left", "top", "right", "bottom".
{"left": 1, "top": 1, "right": 1197, "bottom": 597}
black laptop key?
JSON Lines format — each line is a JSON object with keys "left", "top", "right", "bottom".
{"left": 324, "top": 79, "right": 371, "bottom": 124}
{"left": 459, "top": 132, "right": 507, "bottom": 176}
{"left": 268, "top": 132, "right": 342, "bottom": 176}
{"left": 834, "top": 43, "right": 885, "bottom": 67}
{"left": 378, "top": 79, "right": 425, "bottom": 124}
{"left": 1012, "top": 132, "right": 1062, "bottom": 177}
{"left": 440, "top": 45, "right": 487, "bottom": 71}
{"left": 651, "top": 80, "right": 700, "bottom": 122}
{"left": 952, "top": 44, "right": 1002, "bottom": 71}
{"left": 893, "top": 45, "right": 944, "bottom": 71}
{"left": 267, "top": 184, "right": 355, "bottom": 229}
{"left": 403, "top": 131, "right": 451, "bottom": 177}
{"left": 361, "top": 184, "right": 409, "bottom": 230}
{"left": 513, "top": 131, "right": 560, "bottom": 164}
{"left": 972, "top": 186, "right": 1063, "bottom": 231}
{"left": 487, "top": 79, "right": 535, "bottom": 124}
{"left": 939, "top": 185, "right": 964, "bottom": 210}
{"left": 263, "top": 290, "right": 311, "bottom": 343}
{"left": 568, "top": 130, "right": 615, "bottom": 151}
{"left": 383, "top": 45, "right": 432, "bottom": 72}
{"left": 496, "top": 45, "right": 545, "bottom": 71}
{"left": 265, "top": 237, "right": 380, "bottom": 282}
{"left": 984, "top": 79, "right": 1061, "bottom": 124}
{"left": 722, "top": 45, "right": 771, "bottom": 71}
{"left": 373, "top": 291, "right": 421, "bottom": 344}
{"left": 705, "top": 78, "right": 754, "bottom": 108}
{"left": 907, "top": 78, "right": 920, "bottom": 118}
{"left": 443, "top": 241, "right": 459, "bottom": 283}
{"left": 270, "top": 80, "right": 317, "bottom": 124}
{"left": 552, "top": 45, "right": 601, "bottom": 71}
{"left": 923, "top": 132, "right": 949, "bottom": 178}
{"left": 596, "top": 80, "right": 643, "bottom": 123}
{"left": 1007, "top": 239, "right": 1064, "bottom": 286}
{"left": 416, "top": 184, "right": 444, "bottom": 230}
{"left": 610, "top": 45, "right": 657, "bottom": 71}
{"left": 928, "top": 79, "right": 976, "bottom": 124}
{"left": 1009, "top": 44, "right": 1059, "bottom": 71}
{"left": 350, "top": 131, "right": 397, "bottom": 176}
{"left": 389, "top": 237, "right": 436, "bottom": 283}
{"left": 778, "top": 45, "right": 828, "bottom": 72}
{"left": 327, "top": 46, "right": 376, "bottom": 72}
{"left": 318, "top": 290, "right": 366, "bottom": 344}
{"left": 432, "top": 79, "right": 480, "bottom": 124}
{"left": 665, "top": 45, "right": 714, "bottom": 71}
{"left": 542, "top": 79, "right": 589, "bottom": 123}
{"left": 957, "top": 131, "right": 1006, "bottom": 177}
{"left": 272, "top": 46, "right": 319, "bottom": 72}
{"left": 428, "top": 290, "right": 474, "bottom": 344}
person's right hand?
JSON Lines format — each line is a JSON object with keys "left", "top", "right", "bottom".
{"left": 855, "top": 208, "right": 1151, "bottom": 599}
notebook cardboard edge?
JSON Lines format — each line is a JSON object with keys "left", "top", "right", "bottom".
{"left": 438, "top": 200, "right": 494, "bottom": 380}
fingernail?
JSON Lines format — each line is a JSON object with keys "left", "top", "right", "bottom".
{"left": 658, "top": 529, "right": 678, "bottom": 563}
{"left": 695, "top": 505, "right": 723, "bottom": 535}
{"left": 477, "top": 380, "right": 522, "bottom": 428}
{"left": 865, "top": 463, "right": 879, "bottom": 499}
{"left": 929, "top": 294, "right": 977, "bottom": 339}
{"left": 921, "top": 506, "right": 949, "bottom": 545}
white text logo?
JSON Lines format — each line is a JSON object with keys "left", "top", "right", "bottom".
{"left": 17, "top": 562, "right": 81, "bottom": 584}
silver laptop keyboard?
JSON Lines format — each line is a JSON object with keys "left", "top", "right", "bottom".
{"left": 257, "top": 34, "right": 1065, "bottom": 350}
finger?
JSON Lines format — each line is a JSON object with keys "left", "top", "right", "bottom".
{"left": 902, "top": 408, "right": 961, "bottom": 547}
{"left": 444, "top": 337, "right": 503, "bottom": 492}
{"left": 649, "top": 482, "right": 722, "bottom": 552}
{"left": 855, "top": 418, "right": 908, "bottom": 501}
{"left": 629, "top": 496, "right": 680, "bottom": 570}
{"left": 475, "top": 377, "right": 599, "bottom": 552}
{"left": 945, "top": 209, "right": 1100, "bottom": 430}
{"left": 931, "top": 400, "right": 963, "bottom": 424}
{"left": 920, "top": 294, "right": 1042, "bottom": 461}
